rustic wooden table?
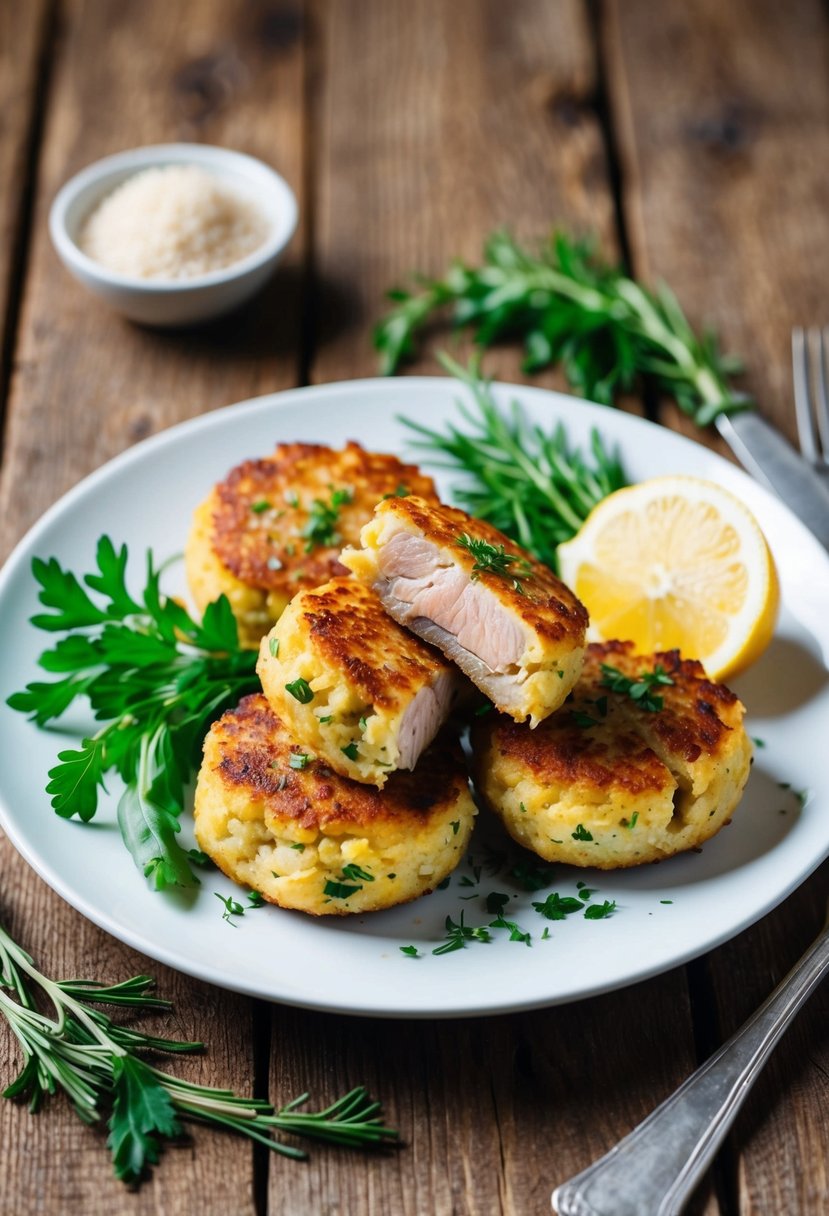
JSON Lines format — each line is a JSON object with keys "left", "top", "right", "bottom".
{"left": 1, "top": 2, "right": 827, "bottom": 1213}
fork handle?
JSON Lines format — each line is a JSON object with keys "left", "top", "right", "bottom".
{"left": 552, "top": 916, "right": 829, "bottom": 1216}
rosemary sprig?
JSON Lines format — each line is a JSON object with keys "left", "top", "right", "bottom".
{"left": 402, "top": 356, "right": 627, "bottom": 567}
{"left": 0, "top": 919, "right": 398, "bottom": 1184}
{"left": 376, "top": 230, "right": 748, "bottom": 426}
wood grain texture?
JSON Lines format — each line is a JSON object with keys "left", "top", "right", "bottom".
{"left": 309, "top": 0, "right": 617, "bottom": 389}
{"left": 0, "top": 0, "right": 51, "bottom": 403}
{"left": 0, "top": 0, "right": 306, "bottom": 555}
{"left": 0, "top": 0, "right": 305, "bottom": 1211}
{"left": 603, "top": 0, "right": 829, "bottom": 447}
{"left": 279, "top": 3, "right": 712, "bottom": 1213}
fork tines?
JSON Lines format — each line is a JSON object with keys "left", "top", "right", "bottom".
{"left": 792, "top": 327, "right": 829, "bottom": 469}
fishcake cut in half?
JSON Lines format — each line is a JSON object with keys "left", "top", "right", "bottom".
{"left": 185, "top": 442, "right": 439, "bottom": 647}
{"left": 194, "top": 694, "right": 476, "bottom": 915}
{"left": 257, "top": 578, "right": 461, "bottom": 787}
{"left": 472, "top": 641, "right": 752, "bottom": 869}
{"left": 340, "top": 496, "right": 588, "bottom": 726}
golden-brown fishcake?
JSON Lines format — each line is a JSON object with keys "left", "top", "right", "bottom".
{"left": 185, "top": 442, "right": 439, "bottom": 647}
{"left": 194, "top": 694, "right": 476, "bottom": 915}
{"left": 340, "top": 495, "right": 588, "bottom": 726}
{"left": 257, "top": 578, "right": 461, "bottom": 787}
{"left": 472, "top": 641, "right": 751, "bottom": 868}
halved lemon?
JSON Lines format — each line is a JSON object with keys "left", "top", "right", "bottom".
{"left": 557, "top": 475, "right": 779, "bottom": 680}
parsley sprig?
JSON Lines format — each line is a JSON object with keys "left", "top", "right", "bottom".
{"left": 7, "top": 538, "right": 259, "bottom": 890}
{"left": 376, "top": 230, "right": 748, "bottom": 426}
{"left": 402, "top": 356, "right": 627, "bottom": 567}
{"left": 600, "top": 662, "right": 675, "bottom": 713}
{"left": 0, "top": 920, "right": 397, "bottom": 1185}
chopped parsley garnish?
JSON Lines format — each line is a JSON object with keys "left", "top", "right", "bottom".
{"left": 289, "top": 753, "right": 311, "bottom": 770}
{"left": 382, "top": 484, "right": 410, "bottom": 499}
{"left": 531, "top": 892, "right": 583, "bottom": 920}
{"left": 318, "top": 714, "right": 334, "bottom": 724}
{"left": 541, "top": 927, "right": 551, "bottom": 940}
{"left": 576, "top": 881, "right": 596, "bottom": 900}
{"left": 571, "top": 824, "right": 593, "bottom": 842}
{"left": 215, "top": 893, "right": 245, "bottom": 923}
{"left": 474, "top": 701, "right": 494, "bottom": 716}
{"left": 450, "top": 819, "right": 460, "bottom": 836}
{"left": 584, "top": 900, "right": 616, "bottom": 920}
{"left": 359, "top": 715, "right": 369, "bottom": 732}
{"left": 251, "top": 500, "right": 271, "bottom": 514}
{"left": 247, "top": 890, "right": 265, "bottom": 908}
{"left": 485, "top": 891, "right": 510, "bottom": 915}
{"left": 660, "top": 899, "right": 673, "bottom": 905}
{"left": 186, "top": 849, "right": 212, "bottom": 868}
{"left": 573, "top": 710, "right": 601, "bottom": 729}
{"left": 489, "top": 914, "right": 532, "bottom": 945}
{"left": 290, "top": 843, "right": 306, "bottom": 852}
{"left": 623, "top": 811, "right": 639, "bottom": 831}
{"left": 509, "top": 860, "right": 557, "bottom": 892}
{"left": 285, "top": 678, "right": 314, "bottom": 704}
{"left": 400, "top": 945, "right": 420, "bottom": 957}
{"left": 301, "top": 487, "right": 353, "bottom": 552}
{"left": 455, "top": 533, "right": 533, "bottom": 592}
{"left": 323, "top": 880, "right": 361, "bottom": 900}
{"left": 341, "top": 863, "right": 374, "bottom": 883}
{"left": 432, "top": 913, "right": 492, "bottom": 955}
{"left": 269, "top": 637, "right": 280, "bottom": 657}
{"left": 436, "top": 876, "right": 451, "bottom": 890}
{"left": 341, "top": 742, "right": 359, "bottom": 761}
{"left": 751, "top": 736, "right": 766, "bottom": 748}
{"left": 600, "top": 662, "right": 674, "bottom": 712}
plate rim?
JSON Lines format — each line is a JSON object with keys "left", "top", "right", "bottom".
{"left": 0, "top": 376, "right": 827, "bottom": 1018}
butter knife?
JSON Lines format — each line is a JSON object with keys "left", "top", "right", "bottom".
{"left": 715, "top": 411, "right": 829, "bottom": 550}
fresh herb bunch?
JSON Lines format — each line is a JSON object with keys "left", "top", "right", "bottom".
{"left": 7, "top": 538, "right": 259, "bottom": 890}
{"left": 0, "top": 919, "right": 397, "bottom": 1185}
{"left": 376, "top": 231, "right": 748, "bottom": 426}
{"left": 403, "top": 356, "right": 627, "bottom": 567}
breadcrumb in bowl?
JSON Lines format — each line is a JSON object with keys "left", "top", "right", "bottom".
{"left": 194, "top": 695, "right": 476, "bottom": 915}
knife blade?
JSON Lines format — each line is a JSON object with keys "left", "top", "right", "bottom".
{"left": 715, "top": 411, "right": 829, "bottom": 550}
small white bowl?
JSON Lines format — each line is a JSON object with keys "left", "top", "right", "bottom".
{"left": 49, "top": 143, "right": 298, "bottom": 326}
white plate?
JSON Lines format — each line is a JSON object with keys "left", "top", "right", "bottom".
{"left": 0, "top": 379, "right": 827, "bottom": 1018}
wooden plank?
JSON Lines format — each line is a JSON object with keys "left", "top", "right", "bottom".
{"left": 0, "top": 0, "right": 305, "bottom": 1212}
{"left": 309, "top": 0, "right": 617, "bottom": 389}
{"left": 0, "top": 0, "right": 50, "bottom": 402}
{"left": 604, "top": 4, "right": 829, "bottom": 1210}
{"left": 273, "top": 3, "right": 717, "bottom": 1213}
{"left": 603, "top": 0, "right": 829, "bottom": 448}
{"left": 0, "top": 0, "right": 306, "bottom": 553}
{"left": 707, "top": 861, "right": 829, "bottom": 1215}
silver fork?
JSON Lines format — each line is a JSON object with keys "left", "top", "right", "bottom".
{"left": 792, "top": 327, "right": 829, "bottom": 474}
{"left": 551, "top": 904, "right": 829, "bottom": 1215}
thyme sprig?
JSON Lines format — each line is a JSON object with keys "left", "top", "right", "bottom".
{"left": 600, "top": 663, "right": 675, "bottom": 713}
{"left": 402, "top": 356, "right": 627, "bottom": 567}
{"left": 376, "top": 230, "right": 748, "bottom": 426}
{"left": 0, "top": 920, "right": 398, "bottom": 1185}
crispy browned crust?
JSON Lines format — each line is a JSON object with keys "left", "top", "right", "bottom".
{"left": 474, "top": 640, "right": 744, "bottom": 792}
{"left": 582, "top": 641, "right": 742, "bottom": 764}
{"left": 206, "top": 694, "right": 467, "bottom": 831}
{"left": 210, "top": 443, "right": 438, "bottom": 595}
{"left": 373, "top": 495, "right": 588, "bottom": 644}
{"left": 290, "top": 578, "right": 450, "bottom": 709}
